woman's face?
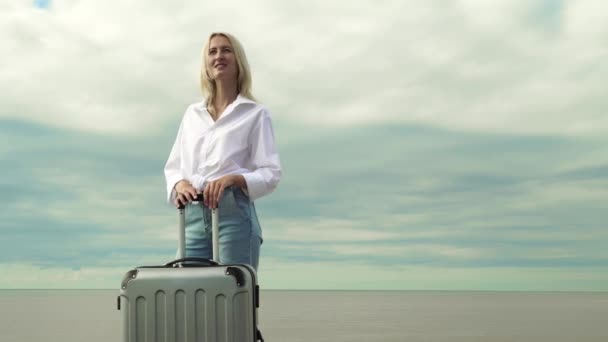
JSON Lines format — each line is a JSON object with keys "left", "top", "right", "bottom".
{"left": 207, "top": 35, "right": 238, "bottom": 82}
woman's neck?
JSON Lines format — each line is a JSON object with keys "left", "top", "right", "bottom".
{"left": 213, "top": 80, "right": 238, "bottom": 113}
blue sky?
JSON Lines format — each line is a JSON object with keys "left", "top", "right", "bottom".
{"left": 33, "top": 0, "right": 51, "bottom": 10}
{"left": 1, "top": 0, "right": 607, "bottom": 290}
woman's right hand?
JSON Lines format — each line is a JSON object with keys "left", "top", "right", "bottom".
{"left": 174, "top": 180, "right": 198, "bottom": 208}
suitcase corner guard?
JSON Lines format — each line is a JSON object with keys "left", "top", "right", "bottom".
{"left": 120, "top": 269, "right": 138, "bottom": 290}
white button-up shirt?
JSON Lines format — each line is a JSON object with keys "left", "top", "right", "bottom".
{"left": 164, "top": 95, "right": 282, "bottom": 202}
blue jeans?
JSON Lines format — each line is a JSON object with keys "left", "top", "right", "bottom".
{"left": 181, "top": 186, "right": 263, "bottom": 271}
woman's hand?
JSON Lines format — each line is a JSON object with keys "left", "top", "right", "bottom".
{"left": 174, "top": 180, "right": 198, "bottom": 208}
{"left": 204, "top": 174, "right": 246, "bottom": 209}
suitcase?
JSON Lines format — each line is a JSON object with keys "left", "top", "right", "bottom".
{"left": 118, "top": 197, "right": 264, "bottom": 342}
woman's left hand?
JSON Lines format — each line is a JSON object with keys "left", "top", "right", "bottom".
{"left": 203, "top": 174, "right": 245, "bottom": 209}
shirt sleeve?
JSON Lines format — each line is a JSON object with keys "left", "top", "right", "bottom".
{"left": 164, "top": 117, "right": 185, "bottom": 203}
{"left": 242, "top": 109, "right": 282, "bottom": 201}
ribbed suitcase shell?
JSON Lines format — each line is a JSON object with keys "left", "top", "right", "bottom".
{"left": 118, "top": 263, "right": 259, "bottom": 342}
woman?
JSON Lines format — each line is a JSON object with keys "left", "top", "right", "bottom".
{"left": 164, "top": 32, "right": 281, "bottom": 271}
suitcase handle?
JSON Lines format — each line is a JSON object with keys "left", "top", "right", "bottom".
{"left": 164, "top": 257, "right": 219, "bottom": 267}
{"left": 176, "top": 194, "right": 220, "bottom": 262}
{"left": 177, "top": 194, "right": 205, "bottom": 210}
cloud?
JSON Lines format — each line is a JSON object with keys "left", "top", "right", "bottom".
{"left": 2, "top": 0, "right": 607, "bottom": 290}
{"left": 0, "top": 121, "right": 179, "bottom": 269}
{"left": 1, "top": 0, "right": 607, "bottom": 136}
{"left": 0, "top": 262, "right": 128, "bottom": 289}
{"left": 254, "top": 123, "right": 608, "bottom": 272}
{"left": 258, "top": 258, "right": 608, "bottom": 291}
{"left": 2, "top": 260, "right": 607, "bottom": 291}
{"left": 1, "top": 1, "right": 201, "bottom": 135}
{"left": 2, "top": 116, "right": 606, "bottom": 278}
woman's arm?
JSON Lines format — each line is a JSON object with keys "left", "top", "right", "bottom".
{"left": 164, "top": 118, "right": 186, "bottom": 203}
{"left": 241, "top": 109, "right": 282, "bottom": 201}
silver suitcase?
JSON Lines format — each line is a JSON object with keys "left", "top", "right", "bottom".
{"left": 118, "top": 199, "right": 264, "bottom": 342}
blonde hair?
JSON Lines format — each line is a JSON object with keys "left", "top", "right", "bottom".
{"left": 200, "top": 32, "right": 256, "bottom": 108}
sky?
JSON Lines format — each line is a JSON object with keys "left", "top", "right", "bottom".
{"left": 1, "top": 0, "right": 607, "bottom": 291}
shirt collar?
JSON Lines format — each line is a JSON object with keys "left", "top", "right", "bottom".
{"left": 199, "top": 94, "right": 257, "bottom": 107}
{"left": 195, "top": 94, "right": 257, "bottom": 122}
{"left": 234, "top": 94, "right": 257, "bottom": 106}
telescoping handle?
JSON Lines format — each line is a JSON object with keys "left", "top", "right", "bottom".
{"left": 211, "top": 208, "right": 219, "bottom": 261}
{"left": 177, "top": 195, "right": 220, "bottom": 262}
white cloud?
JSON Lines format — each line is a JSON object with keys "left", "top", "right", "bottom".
{"left": 1, "top": 1, "right": 201, "bottom": 135}
{"left": 307, "top": 243, "right": 485, "bottom": 259}
{"left": 0, "top": 262, "right": 126, "bottom": 289}
{"left": 2, "top": 1, "right": 607, "bottom": 291}
{"left": 264, "top": 218, "right": 403, "bottom": 242}
{"left": 2, "top": 0, "right": 606, "bottom": 136}
{"left": 3, "top": 261, "right": 607, "bottom": 291}
{"left": 564, "top": 0, "right": 608, "bottom": 38}
{"left": 258, "top": 258, "right": 608, "bottom": 291}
